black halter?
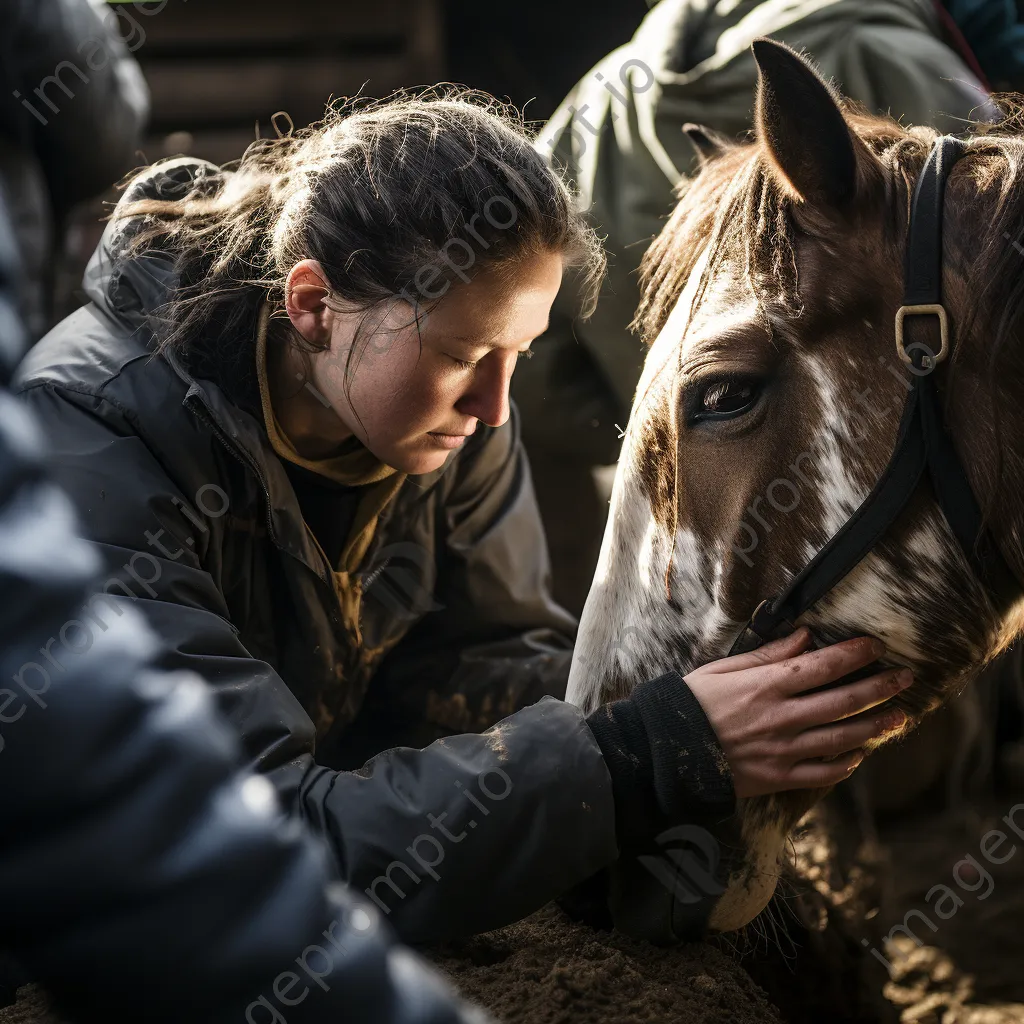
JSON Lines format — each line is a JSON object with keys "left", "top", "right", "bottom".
{"left": 729, "top": 136, "right": 1023, "bottom": 657}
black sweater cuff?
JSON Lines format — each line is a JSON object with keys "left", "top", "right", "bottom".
{"left": 585, "top": 671, "right": 736, "bottom": 843}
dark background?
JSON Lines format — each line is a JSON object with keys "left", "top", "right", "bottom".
{"left": 112, "top": 0, "right": 651, "bottom": 166}
{"left": 55, "top": 0, "right": 649, "bottom": 317}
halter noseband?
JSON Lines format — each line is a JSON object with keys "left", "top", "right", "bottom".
{"left": 729, "top": 136, "right": 1023, "bottom": 656}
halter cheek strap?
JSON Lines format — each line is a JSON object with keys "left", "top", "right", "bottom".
{"left": 728, "top": 136, "right": 1023, "bottom": 657}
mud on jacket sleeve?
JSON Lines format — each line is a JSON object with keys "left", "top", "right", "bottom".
{"left": 0, "top": 386, "right": 488, "bottom": 1024}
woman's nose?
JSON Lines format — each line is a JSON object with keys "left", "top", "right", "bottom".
{"left": 456, "top": 354, "right": 513, "bottom": 427}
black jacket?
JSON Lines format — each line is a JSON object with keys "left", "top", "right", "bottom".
{"left": 0, "top": 0, "right": 149, "bottom": 346}
{"left": 12, "top": 158, "right": 621, "bottom": 943}
{"left": 0, "top": 185, "right": 487, "bottom": 1024}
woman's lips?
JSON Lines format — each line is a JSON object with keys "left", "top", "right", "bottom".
{"left": 427, "top": 431, "right": 470, "bottom": 450}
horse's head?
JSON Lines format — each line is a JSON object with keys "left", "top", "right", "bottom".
{"left": 569, "top": 39, "right": 1024, "bottom": 935}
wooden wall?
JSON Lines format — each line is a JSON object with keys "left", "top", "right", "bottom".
{"left": 112, "top": 0, "right": 444, "bottom": 166}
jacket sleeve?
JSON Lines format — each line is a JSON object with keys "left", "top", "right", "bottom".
{"left": 2, "top": 0, "right": 150, "bottom": 208}
{"left": 831, "top": 16, "right": 998, "bottom": 133}
{"left": 0, "top": 385, "right": 490, "bottom": 1024}
{"left": 370, "top": 406, "right": 581, "bottom": 736}
{"left": 15, "top": 380, "right": 619, "bottom": 944}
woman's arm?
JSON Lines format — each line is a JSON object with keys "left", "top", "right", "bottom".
{"left": 13, "top": 383, "right": 905, "bottom": 947}
{"left": 0, "top": 389, "right": 485, "bottom": 1024}
{"left": 13, "top": 380, "right": 619, "bottom": 944}
{"left": 369, "top": 404, "right": 579, "bottom": 736}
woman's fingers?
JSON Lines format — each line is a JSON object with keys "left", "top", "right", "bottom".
{"left": 791, "top": 707, "right": 907, "bottom": 760}
{"left": 783, "top": 748, "right": 866, "bottom": 790}
{"left": 688, "top": 629, "right": 915, "bottom": 800}
{"left": 789, "top": 666, "right": 913, "bottom": 728}
{"left": 702, "top": 626, "right": 813, "bottom": 674}
{"left": 765, "top": 636, "right": 886, "bottom": 696}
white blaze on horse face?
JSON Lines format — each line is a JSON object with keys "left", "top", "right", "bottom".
{"left": 568, "top": 248, "right": 744, "bottom": 713}
{"left": 565, "top": 362, "right": 676, "bottom": 712}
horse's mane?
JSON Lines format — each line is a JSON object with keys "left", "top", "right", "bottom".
{"left": 633, "top": 98, "right": 1024, "bottom": 397}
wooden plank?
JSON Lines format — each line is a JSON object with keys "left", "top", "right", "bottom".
{"left": 142, "top": 55, "right": 413, "bottom": 125}
{"left": 120, "top": 0, "right": 445, "bottom": 162}
{"left": 406, "top": 0, "right": 444, "bottom": 77}
{"left": 111, "top": 0, "right": 410, "bottom": 45}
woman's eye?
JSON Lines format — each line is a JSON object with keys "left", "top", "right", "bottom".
{"left": 695, "top": 379, "right": 759, "bottom": 420}
{"left": 447, "top": 350, "right": 532, "bottom": 370}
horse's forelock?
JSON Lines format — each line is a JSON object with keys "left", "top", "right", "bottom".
{"left": 635, "top": 149, "right": 782, "bottom": 348}
{"left": 947, "top": 127, "right": 1024, "bottom": 539}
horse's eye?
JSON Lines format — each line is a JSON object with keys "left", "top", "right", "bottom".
{"left": 697, "top": 379, "right": 759, "bottom": 419}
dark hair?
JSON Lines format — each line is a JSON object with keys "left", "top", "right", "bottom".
{"left": 114, "top": 87, "right": 606, "bottom": 410}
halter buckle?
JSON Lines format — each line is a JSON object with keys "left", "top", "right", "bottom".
{"left": 749, "top": 598, "right": 781, "bottom": 639}
{"left": 895, "top": 303, "right": 949, "bottom": 370}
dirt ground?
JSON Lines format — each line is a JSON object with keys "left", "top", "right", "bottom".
{"left": 430, "top": 903, "right": 785, "bottom": 1024}
{"left": 428, "top": 788, "right": 1024, "bottom": 1024}
{"left": 4, "top": 791, "right": 1022, "bottom": 1024}
{"left": 876, "top": 796, "right": 1024, "bottom": 1023}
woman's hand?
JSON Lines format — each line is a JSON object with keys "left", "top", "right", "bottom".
{"left": 683, "top": 627, "right": 911, "bottom": 799}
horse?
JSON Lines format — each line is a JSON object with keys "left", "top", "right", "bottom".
{"left": 567, "top": 38, "right": 1024, "bottom": 936}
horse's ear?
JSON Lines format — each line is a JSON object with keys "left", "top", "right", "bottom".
{"left": 682, "top": 123, "right": 731, "bottom": 168}
{"left": 752, "top": 38, "right": 868, "bottom": 208}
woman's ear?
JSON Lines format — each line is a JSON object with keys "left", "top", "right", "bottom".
{"left": 285, "top": 259, "right": 334, "bottom": 347}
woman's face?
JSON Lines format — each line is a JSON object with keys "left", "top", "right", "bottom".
{"left": 284, "top": 250, "right": 563, "bottom": 474}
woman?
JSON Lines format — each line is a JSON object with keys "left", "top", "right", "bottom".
{"left": 1, "top": 187, "right": 480, "bottom": 1024}
{"left": 13, "top": 93, "right": 910, "bottom": 943}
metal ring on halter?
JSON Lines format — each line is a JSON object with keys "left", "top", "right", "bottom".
{"left": 894, "top": 303, "right": 949, "bottom": 369}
